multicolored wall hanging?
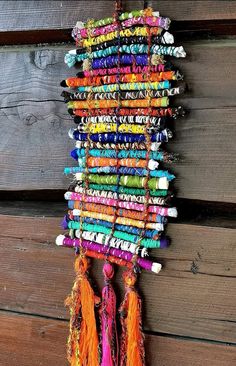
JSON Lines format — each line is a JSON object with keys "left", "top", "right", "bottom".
{"left": 56, "top": 2, "right": 186, "bottom": 365}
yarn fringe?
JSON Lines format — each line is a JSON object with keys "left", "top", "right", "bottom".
{"left": 101, "top": 262, "right": 118, "bottom": 366}
{"left": 65, "top": 255, "right": 100, "bottom": 366}
{"left": 119, "top": 270, "right": 145, "bottom": 366}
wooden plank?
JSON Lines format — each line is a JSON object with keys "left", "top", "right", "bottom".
{"left": 148, "top": 0, "right": 236, "bottom": 21}
{"left": 0, "top": 213, "right": 236, "bottom": 343}
{"left": 0, "top": 311, "right": 236, "bottom": 366}
{"left": 0, "top": 311, "right": 67, "bottom": 366}
{"left": 0, "top": 0, "right": 143, "bottom": 32}
{"left": 0, "top": 1, "right": 235, "bottom": 32}
{"left": 0, "top": 42, "right": 235, "bottom": 202}
{"left": 1, "top": 22, "right": 236, "bottom": 47}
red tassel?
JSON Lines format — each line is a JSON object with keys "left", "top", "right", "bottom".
{"left": 65, "top": 255, "right": 100, "bottom": 366}
{"left": 119, "top": 270, "right": 145, "bottom": 366}
{"left": 101, "top": 262, "right": 118, "bottom": 366}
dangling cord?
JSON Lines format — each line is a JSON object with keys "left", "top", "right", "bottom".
{"left": 119, "top": 4, "right": 154, "bottom": 366}
{"left": 101, "top": 262, "right": 118, "bottom": 366}
{"left": 100, "top": 2, "right": 123, "bottom": 365}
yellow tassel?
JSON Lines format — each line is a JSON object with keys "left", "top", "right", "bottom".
{"left": 65, "top": 255, "right": 100, "bottom": 366}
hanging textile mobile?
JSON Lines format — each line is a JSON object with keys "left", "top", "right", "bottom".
{"left": 56, "top": 1, "right": 186, "bottom": 365}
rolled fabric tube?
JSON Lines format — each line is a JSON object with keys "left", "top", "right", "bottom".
{"left": 75, "top": 217, "right": 112, "bottom": 228}
{"left": 71, "top": 148, "right": 177, "bottom": 163}
{"left": 74, "top": 122, "right": 165, "bottom": 134}
{"left": 63, "top": 86, "right": 183, "bottom": 103}
{"left": 65, "top": 223, "right": 149, "bottom": 255}
{"left": 67, "top": 97, "right": 169, "bottom": 110}
{"left": 67, "top": 166, "right": 160, "bottom": 176}
{"left": 75, "top": 230, "right": 165, "bottom": 249}
{"left": 70, "top": 209, "right": 114, "bottom": 224}
{"left": 66, "top": 216, "right": 158, "bottom": 239}
{"left": 70, "top": 209, "right": 165, "bottom": 229}
{"left": 72, "top": 106, "right": 184, "bottom": 118}
{"left": 80, "top": 64, "right": 173, "bottom": 77}
{"left": 75, "top": 80, "right": 170, "bottom": 93}
{"left": 56, "top": 235, "right": 162, "bottom": 274}
{"left": 78, "top": 30, "right": 173, "bottom": 47}
{"left": 70, "top": 195, "right": 168, "bottom": 222}
{"left": 75, "top": 139, "right": 162, "bottom": 151}
{"left": 76, "top": 182, "right": 168, "bottom": 197}
{"left": 71, "top": 148, "right": 168, "bottom": 161}
{"left": 65, "top": 193, "right": 173, "bottom": 213}
{"left": 73, "top": 15, "right": 170, "bottom": 40}
{"left": 81, "top": 64, "right": 168, "bottom": 77}
{"left": 90, "top": 54, "right": 162, "bottom": 69}
{"left": 70, "top": 187, "right": 169, "bottom": 205}
{"left": 86, "top": 184, "right": 168, "bottom": 198}
{"left": 79, "top": 28, "right": 163, "bottom": 48}
{"left": 63, "top": 72, "right": 176, "bottom": 88}
{"left": 73, "top": 116, "right": 169, "bottom": 129}
{"left": 73, "top": 9, "right": 163, "bottom": 32}
{"left": 66, "top": 195, "right": 167, "bottom": 213}
{"left": 64, "top": 167, "right": 174, "bottom": 179}
{"left": 62, "top": 71, "right": 177, "bottom": 87}
{"left": 77, "top": 30, "right": 172, "bottom": 46}
{"left": 74, "top": 205, "right": 167, "bottom": 224}
{"left": 73, "top": 173, "right": 169, "bottom": 190}
{"left": 65, "top": 44, "right": 185, "bottom": 64}
{"left": 72, "top": 165, "right": 174, "bottom": 180}
{"left": 73, "top": 35, "right": 174, "bottom": 57}
{"left": 69, "top": 130, "right": 172, "bottom": 143}
{"left": 76, "top": 125, "right": 167, "bottom": 135}
{"left": 68, "top": 216, "right": 161, "bottom": 239}
{"left": 82, "top": 157, "right": 160, "bottom": 170}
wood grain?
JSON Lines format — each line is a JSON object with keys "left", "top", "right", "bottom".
{"left": 0, "top": 42, "right": 235, "bottom": 201}
{"left": 0, "top": 212, "right": 236, "bottom": 343}
{"left": 0, "top": 1, "right": 235, "bottom": 32}
{"left": 148, "top": 0, "right": 236, "bottom": 21}
{"left": 0, "top": 0, "right": 143, "bottom": 31}
{"left": 0, "top": 311, "right": 236, "bottom": 366}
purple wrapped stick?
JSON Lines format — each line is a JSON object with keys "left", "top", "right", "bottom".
{"left": 56, "top": 235, "right": 162, "bottom": 274}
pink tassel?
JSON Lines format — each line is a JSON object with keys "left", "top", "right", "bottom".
{"left": 101, "top": 262, "right": 118, "bottom": 366}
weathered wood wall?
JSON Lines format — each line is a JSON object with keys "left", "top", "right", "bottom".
{"left": 0, "top": 1, "right": 236, "bottom": 365}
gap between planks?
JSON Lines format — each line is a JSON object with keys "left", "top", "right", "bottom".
{"left": 0, "top": 200, "right": 235, "bottom": 229}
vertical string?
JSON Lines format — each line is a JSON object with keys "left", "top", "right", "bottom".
{"left": 104, "top": 0, "right": 123, "bottom": 256}
{"left": 78, "top": 19, "right": 94, "bottom": 251}
{"left": 131, "top": 6, "right": 153, "bottom": 270}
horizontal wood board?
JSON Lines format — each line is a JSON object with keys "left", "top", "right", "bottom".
{"left": 0, "top": 212, "right": 236, "bottom": 343}
{"left": 0, "top": 311, "right": 236, "bottom": 366}
{"left": 0, "top": 41, "right": 235, "bottom": 202}
{"left": 0, "top": 1, "right": 236, "bottom": 32}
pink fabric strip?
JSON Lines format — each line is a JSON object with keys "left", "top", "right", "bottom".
{"left": 83, "top": 64, "right": 165, "bottom": 77}
{"left": 66, "top": 192, "right": 171, "bottom": 215}
{"left": 78, "top": 16, "right": 167, "bottom": 39}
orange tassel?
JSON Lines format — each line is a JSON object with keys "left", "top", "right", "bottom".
{"left": 65, "top": 255, "right": 100, "bottom": 366}
{"left": 119, "top": 270, "right": 145, "bottom": 366}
